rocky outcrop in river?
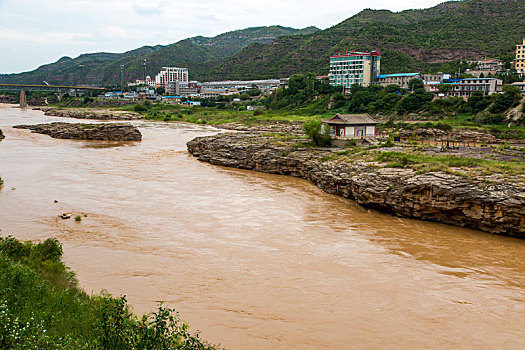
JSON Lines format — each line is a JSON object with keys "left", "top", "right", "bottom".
{"left": 14, "top": 122, "right": 142, "bottom": 141}
{"left": 0, "top": 128, "right": 4, "bottom": 141}
{"left": 187, "top": 133, "right": 525, "bottom": 238}
{"left": 36, "top": 108, "right": 141, "bottom": 121}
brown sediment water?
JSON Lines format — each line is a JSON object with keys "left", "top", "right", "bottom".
{"left": 1, "top": 104, "right": 524, "bottom": 349}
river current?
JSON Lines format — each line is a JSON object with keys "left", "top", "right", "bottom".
{"left": 0, "top": 104, "right": 524, "bottom": 349}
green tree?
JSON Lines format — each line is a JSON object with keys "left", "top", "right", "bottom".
{"left": 408, "top": 78, "right": 424, "bottom": 91}
{"left": 466, "top": 91, "right": 491, "bottom": 114}
{"left": 489, "top": 85, "right": 522, "bottom": 114}
{"left": 397, "top": 88, "right": 433, "bottom": 114}
{"left": 302, "top": 120, "right": 330, "bottom": 146}
{"left": 155, "top": 87, "right": 165, "bottom": 95}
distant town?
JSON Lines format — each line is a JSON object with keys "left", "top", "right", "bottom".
{"left": 96, "top": 38, "right": 525, "bottom": 104}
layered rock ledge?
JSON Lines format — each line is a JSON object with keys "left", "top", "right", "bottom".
{"left": 36, "top": 107, "right": 141, "bottom": 121}
{"left": 14, "top": 122, "right": 142, "bottom": 141}
{"left": 187, "top": 133, "right": 525, "bottom": 238}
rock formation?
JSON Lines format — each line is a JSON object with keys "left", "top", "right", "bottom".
{"left": 37, "top": 108, "right": 141, "bottom": 121}
{"left": 14, "top": 122, "right": 142, "bottom": 141}
{"left": 187, "top": 133, "right": 525, "bottom": 238}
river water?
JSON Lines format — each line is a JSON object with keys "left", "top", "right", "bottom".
{"left": 0, "top": 104, "right": 524, "bottom": 349}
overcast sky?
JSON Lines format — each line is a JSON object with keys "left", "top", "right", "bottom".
{"left": 0, "top": 0, "right": 444, "bottom": 74}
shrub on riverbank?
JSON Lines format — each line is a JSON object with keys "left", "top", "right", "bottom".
{"left": 0, "top": 236, "right": 217, "bottom": 349}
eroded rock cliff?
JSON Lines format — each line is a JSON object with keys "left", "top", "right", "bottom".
{"left": 187, "top": 133, "right": 525, "bottom": 238}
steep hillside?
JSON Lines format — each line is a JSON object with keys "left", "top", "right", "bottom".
{"left": 0, "top": 26, "right": 318, "bottom": 86}
{"left": 205, "top": 0, "right": 525, "bottom": 80}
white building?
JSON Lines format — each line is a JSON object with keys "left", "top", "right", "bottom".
{"left": 129, "top": 75, "right": 155, "bottom": 87}
{"left": 441, "top": 78, "right": 503, "bottom": 97}
{"left": 155, "top": 67, "right": 189, "bottom": 88}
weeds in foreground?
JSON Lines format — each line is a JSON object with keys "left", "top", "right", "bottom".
{"left": 0, "top": 236, "right": 219, "bottom": 349}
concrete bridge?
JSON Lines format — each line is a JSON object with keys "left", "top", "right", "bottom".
{"left": 0, "top": 83, "right": 106, "bottom": 107}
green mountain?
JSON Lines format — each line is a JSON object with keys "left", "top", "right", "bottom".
{"left": 1, "top": 0, "right": 523, "bottom": 86}
{"left": 204, "top": 0, "right": 525, "bottom": 80}
{"left": 0, "top": 26, "right": 319, "bottom": 86}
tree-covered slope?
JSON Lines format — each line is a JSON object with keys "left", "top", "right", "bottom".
{"left": 0, "top": 26, "right": 318, "bottom": 86}
{"left": 205, "top": 0, "right": 525, "bottom": 80}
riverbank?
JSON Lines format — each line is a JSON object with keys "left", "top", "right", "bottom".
{"left": 0, "top": 236, "right": 217, "bottom": 349}
{"left": 187, "top": 133, "right": 525, "bottom": 238}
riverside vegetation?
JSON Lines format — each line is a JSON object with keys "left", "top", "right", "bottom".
{"left": 0, "top": 236, "right": 217, "bottom": 349}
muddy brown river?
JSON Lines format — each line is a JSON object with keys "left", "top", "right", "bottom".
{"left": 1, "top": 104, "right": 524, "bottom": 349}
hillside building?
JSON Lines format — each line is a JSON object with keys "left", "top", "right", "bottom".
{"left": 155, "top": 67, "right": 189, "bottom": 88}
{"left": 477, "top": 59, "right": 504, "bottom": 71}
{"left": 375, "top": 73, "right": 421, "bottom": 89}
{"left": 440, "top": 78, "right": 503, "bottom": 97}
{"left": 329, "top": 50, "right": 381, "bottom": 88}
{"left": 515, "top": 38, "right": 525, "bottom": 76}
{"left": 200, "top": 79, "right": 280, "bottom": 90}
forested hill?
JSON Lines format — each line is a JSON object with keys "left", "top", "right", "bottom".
{"left": 0, "top": 26, "right": 318, "bottom": 86}
{"left": 1, "top": 0, "right": 523, "bottom": 86}
{"left": 205, "top": 0, "right": 525, "bottom": 80}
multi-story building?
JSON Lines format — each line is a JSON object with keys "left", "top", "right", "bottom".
{"left": 200, "top": 79, "right": 280, "bottom": 90}
{"left": 375, "top": 73, "right": 421, "bottom": 89}
{"left": 441, "top": 78, "right": 503, "bottom": 97}
{"left": 155, "top": 67, "right": 189, "bottom": 88}
{"left": 165, "top": 81, "right": 200, "bottom": 96}
{"left": 329, "top": 50, "right": 381, "bottom": 88}
{"left": 477, "top": 59, "right": 504, "bottom": 71}
{"left": 515, "top": 38, "right": 525, "bottom": 76}
{"left": 423, "top": 73, "right": 450, "bottom": 84}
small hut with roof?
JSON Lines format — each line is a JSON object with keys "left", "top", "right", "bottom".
{"left": 322, "top": 114, "right": 378, "bottom": 139}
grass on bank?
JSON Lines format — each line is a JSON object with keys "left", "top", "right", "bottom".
{"left": 380, "top": 118, "right": 525, "bottom": 140}
{"left": 48, "top": 97, "right": 525, "bottom": 140}
{"left": 0, "top": 236, "right": 217, "bottom": 349}
{"left": 374, "top": 151, "right": 525, "bottom": 175}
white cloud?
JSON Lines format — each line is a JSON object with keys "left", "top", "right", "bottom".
{"left": 0, "top": 0, "right": 445, "bottom": 73}
{"left": 132, "top": 3, "right": 161, "bottom": 16}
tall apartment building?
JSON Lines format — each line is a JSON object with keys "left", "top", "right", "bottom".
{"left": 329, "top": 51, "right": 381, "bottom": 88}
{"left": 515, "top": 38, "right": 525, "bottom": 76}
{"left": 155, "top": 67, "right": 189, "bottom": 88}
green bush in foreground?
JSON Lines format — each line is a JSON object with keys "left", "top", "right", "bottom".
{"left": 0, "top": 236, "right": 217, "bottom": 349}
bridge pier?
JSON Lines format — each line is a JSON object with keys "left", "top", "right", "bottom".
{"left": 19, "top": 90, "right": 28, "bottom": 108}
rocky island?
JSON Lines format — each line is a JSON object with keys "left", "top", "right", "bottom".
{"left": 36, "top": 107, "right": 142, "bottom": 121}
{"left": 14, "top": 122, "right": 142, "bottom": 141}
{"left": 187, "top": 132, "right": 525, "bottom": 238}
